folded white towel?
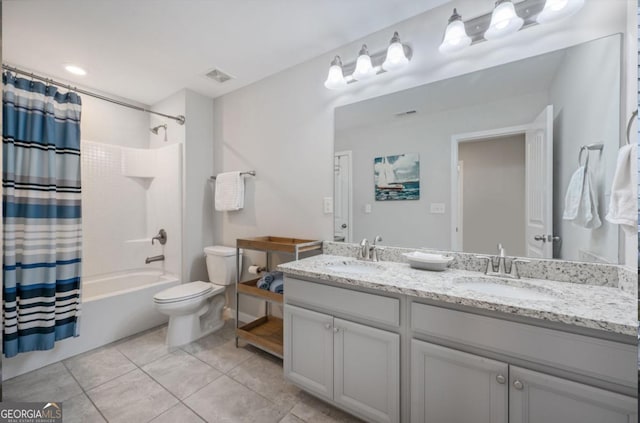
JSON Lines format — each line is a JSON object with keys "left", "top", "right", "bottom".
{"left": 562, "top": 165, "right": 601, "bottom": 229}
{"left": 214, "top": 171, "right": 244, "bottom": 211}
{"left": 605, "top": 143, "right": 637, "bottom": 234}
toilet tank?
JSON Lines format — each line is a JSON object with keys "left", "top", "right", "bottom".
{"left": 204, "top": 246, "right": 242, "bottom": 285}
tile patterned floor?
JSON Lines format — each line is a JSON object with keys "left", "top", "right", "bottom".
{"left": 3, "top": 320, "right": 364, "bottom": 423}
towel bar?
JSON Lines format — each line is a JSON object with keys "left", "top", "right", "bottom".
{"left": 578, "top": 144, "right": 603, "bottom": 166}
{"left": 209, "top": 171, "right": 256, "bottom": 181}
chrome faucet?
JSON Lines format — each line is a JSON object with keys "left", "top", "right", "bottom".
{"left": 152, "top": 229, "right": 167, "bottom": 245}
{"left": 476, "top": 244, "right": 529, "bottom": 279}
{"left": 145, "top": 255, "right": 165, "bottom": 264}
{"left": 359, "top": 235, "right": 383, "bottom": 262}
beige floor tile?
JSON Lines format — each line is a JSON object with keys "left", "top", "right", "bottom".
{"left": 150, "top": 403, "right": 205, "bottom": 423}
{"left": 184, "top": 375, "right": 286, "bottom": 423}
{"left": 63, "top": 346, "right": 136, "bottom": 390}
{"left": 62, "top": 393, "right": 106, "bottom": 423}
{"left": 181, "top": 335, "right": 253, "bottom": 373}
{"left": 3, "top": 362, "right": 82, "bottom": 402}
{"left": 86, "top": 369, "right": 178, "bottom": 423}
{"left": 228, "top": 351, "right": 300, "bottom": 409}
{"left": 116, "top": 326, "right": 170, "bottom": 366}
{"left": 290, "top": 391, "right": 363, "bottom": 423}
{"left": 142, "top": 349, "right": 223, "bottom": 399}
{"left": 280, "top": 413, "right": 305, "bottom": 423}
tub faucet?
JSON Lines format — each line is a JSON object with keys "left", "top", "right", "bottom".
{"left": 145, "top": 255, "right": 165, "bottom": 264}
{"left": 152, "top": 229, "right": 167, "bottom": 245}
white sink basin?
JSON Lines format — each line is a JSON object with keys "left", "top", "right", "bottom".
{"left": 455, "top": 277, "right": 556, "bottom": 301}
{"left": 324, "top": 262, "right": 382, "bottom": 275}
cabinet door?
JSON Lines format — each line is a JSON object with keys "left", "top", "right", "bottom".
{"left": 333, "top": 318, "right": 399, "bottom": 423}
{"left": 283, "top": 304, "right": 334, "bottom": 400}
{"left": 509, "top": 366, "right": 638, "bottom": 423}
{"left": 411, "top": 340, "right": 508, "bottom": 423}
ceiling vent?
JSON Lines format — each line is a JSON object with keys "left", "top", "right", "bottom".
{"left": 205, "top": 68, "right": 234, "bottom": 83}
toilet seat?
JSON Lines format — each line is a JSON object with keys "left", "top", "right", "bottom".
{"left": 153, "top": 281, "right": 223, "bottom": 304}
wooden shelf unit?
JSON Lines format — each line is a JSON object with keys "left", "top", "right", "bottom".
{"left": 235, "top": 236, "right": 322, "bottom": 358}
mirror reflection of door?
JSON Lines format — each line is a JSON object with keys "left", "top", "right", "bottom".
{"left": 334, "top": 151, "right": 352, "bottom": 242}
{"left": 454, "top": 105, "right": 553, "bottom": 258}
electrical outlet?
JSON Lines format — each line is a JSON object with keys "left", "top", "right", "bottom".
{"left": 364, "top": 204, "right": 372, "bottom": 214}
{"left": 430, "top": 203, "right": 446, "bottom": 214}
{"left": 323, "top": 197, "right": 333, "bottom": 214}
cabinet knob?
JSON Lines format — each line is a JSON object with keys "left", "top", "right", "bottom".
{"left": 333, "top": 327, "right": 340, "bottom": 333}
{"left": 496, "top": 374, "right": 506, "bottom": 384}
{"left": 513, "top": 380, "right": 524, "bottom": 390}
{"left": 324, "top": 323, "right": 332, "bottom": 330}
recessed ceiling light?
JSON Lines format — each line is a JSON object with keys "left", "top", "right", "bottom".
{"left": 64, "top": 65, "right": 87, "bottom": 76}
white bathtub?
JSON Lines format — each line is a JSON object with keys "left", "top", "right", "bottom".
{"left": 4, "top": 270, "right": 180, "bottom": 380}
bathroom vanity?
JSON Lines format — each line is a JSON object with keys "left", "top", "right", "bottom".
{"left": 278, "top": 244, "right": 637, "bottom": 423}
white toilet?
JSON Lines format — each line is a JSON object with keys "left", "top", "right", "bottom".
{"left": 153, "top": 245, "right": 242, "bottom": 347}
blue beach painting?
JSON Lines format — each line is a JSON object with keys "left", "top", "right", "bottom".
{"left": 374, "top": 153, "right": 420, "bottom": 201}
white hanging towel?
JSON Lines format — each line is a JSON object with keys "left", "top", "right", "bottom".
{"left": 214, "top": 171, "right": 245, "bottom": 211}
{"left": 605, "top": 143, "right": 637, "bottom": 234}
{"left": 562, "top": 165, "right": 601, "bottom": 229}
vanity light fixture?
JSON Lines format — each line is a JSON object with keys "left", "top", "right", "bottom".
{"left": 484, "top": 0, "right": 524, "bottom": 40}
{"left": 438, "top": 8, "right": 472, "bottom": 54}
{"left": 323, "top": 32, "right": 412, "bottom": 90}
{"left": 353, "top": 45, "right": 376, "bottom": 81}
{"left": 536, "top": 0, "right": 584, "bottom": 24}
{"left": 324, "top": 56, "right": 348, "bottom": 90}
{"left": 438, "top": 0, "right": 585, "bottom": 55}
{"left": 382, "top": 32, "right": 410, "bottom": 72}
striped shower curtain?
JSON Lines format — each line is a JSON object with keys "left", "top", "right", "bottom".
{"left": 2, "top": 73, "right": 82, "bottom": 358}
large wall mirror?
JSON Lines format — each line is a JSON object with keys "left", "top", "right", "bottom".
{"left": 334, "top": 34, "right": 622, "bottom": 264}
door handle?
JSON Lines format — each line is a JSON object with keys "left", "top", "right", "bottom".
{"left": 341, "top": 223, "right": 347, "bottom": 229}
{"left": 534, "top": 235, "right": 561, "bottom": 242}
{"left": 533, "top": 235, "right": 546, "bottom": 242}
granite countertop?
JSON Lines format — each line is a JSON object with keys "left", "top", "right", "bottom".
{"left": 278, "top": 254, "right": 637, "bottom": 337}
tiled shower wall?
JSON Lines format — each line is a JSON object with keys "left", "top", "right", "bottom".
{"left": 81, "top": 140, "right": 151, "bottom": 277}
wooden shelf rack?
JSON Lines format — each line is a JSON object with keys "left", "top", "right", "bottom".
{"left": 235, "top": 236, "right": 322, "bottom": 358}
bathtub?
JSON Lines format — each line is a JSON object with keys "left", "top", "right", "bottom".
{"left": 4, "top": 270, "right": 180, "bottom": 380}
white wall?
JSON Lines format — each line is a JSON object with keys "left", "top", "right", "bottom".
{"left": 460, "top": 136, "right": 526, "bottom": 256}
{"left": 212, "top": 0, "right": 629, "bottom": 269}
{"left": 550, "top": 36, "right": 620, "bottom": 263}
{"left": 151, "top": 89, "right": 214, "bottom": 283}
{"left": 335, "top": 92, "right": 547, "bottom": 249}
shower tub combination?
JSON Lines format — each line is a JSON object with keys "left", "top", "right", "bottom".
{"left": 4, "top": 270, "right": 179, "bottom": 380}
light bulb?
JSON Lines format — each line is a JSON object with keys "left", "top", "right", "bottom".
{"left": 382, "top": 32, "right": 409, "bottom": 72}
{"left": 65, "top": 65, "right": 87, "bottom": 76}
{"left": 536, "top": 0, "right": 584, "bottom": 24}
{"left": 352, "top": 45, "right": 376, "bottom": 81}
{"left": 484, "top": 0, "right": 524, "bottom": 40}
{"left": 439, "top": 9, "right": 471, "bottom": 54}
{"left": 324, "top": 56, "right": 347, "bottom": 90}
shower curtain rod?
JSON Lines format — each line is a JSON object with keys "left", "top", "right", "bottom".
{"left": 2, "top": 64, "right": 186, "bottom": 125}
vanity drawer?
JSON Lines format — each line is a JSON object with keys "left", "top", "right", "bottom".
{"left": 411, "top": 302, "right": 636, "bottom": 388}
{"left": 285, "top": 277, "right": 400, "bottom": 327}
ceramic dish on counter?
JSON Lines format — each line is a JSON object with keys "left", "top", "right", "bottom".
{"left": 402, "top": 251, "right": 454, "bottom": 271}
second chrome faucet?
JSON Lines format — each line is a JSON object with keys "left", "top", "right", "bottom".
{"left": 477, "top": 243, "right": 529, "bottom": 279}
{"left": 359, "top": 235, "right": 383, "bottom": 262}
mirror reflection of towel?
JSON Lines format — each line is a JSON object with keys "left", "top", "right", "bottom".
{"left": 605, "top": 144, "right": 637, "bottom": 234}
{"left": 562, "top": 166, "right": 601, "bottom": 229}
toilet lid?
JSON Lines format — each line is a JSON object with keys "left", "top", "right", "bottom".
{"left": 154, "top": 281, "right": 214, "bottom": 303}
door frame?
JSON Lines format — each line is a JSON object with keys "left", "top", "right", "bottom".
{"left": 450, "top": 125, "right": 529, "bottom": 251}
{"left": 334, "top": 150, "right": 353, "bottom": 243}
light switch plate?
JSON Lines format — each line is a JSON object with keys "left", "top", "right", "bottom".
{"left": 323, "top": 197, "right": 333, "bottom": 214}
{"left": 430, "top": 203, "right": 445, "bottom": 214}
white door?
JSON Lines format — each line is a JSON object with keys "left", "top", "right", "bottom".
{"left": 525, "top": 105, "right": 554, "bottom": 258}
{"left": 334, "top": 151, "right": 352, "bottom": 242}
{"left": 509, "top": 366, "right": 637, "bottom": 423}
{"left": 456, "top": 161, "right": 464, "bottom": 250}
{"left": 411, "top": 340, "right": 508, "bottom": 423}
{"left": 283, "top": 305, "right": 334, "bottom": 401}
{"left": 333, "top": 318, "right": 400, "bottom": 423}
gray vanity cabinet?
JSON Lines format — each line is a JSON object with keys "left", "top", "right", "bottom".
{"left": 284, "top": 303, "right": 400, "bottom": 423}
{"left": 411, "top": 340, "right": 508, "bottom": 423}
{"left": 283, "top": 305, "right": 334, "bottom": 400}
{"left": 509, "top": 366, "right": 638, "bottom": 423}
